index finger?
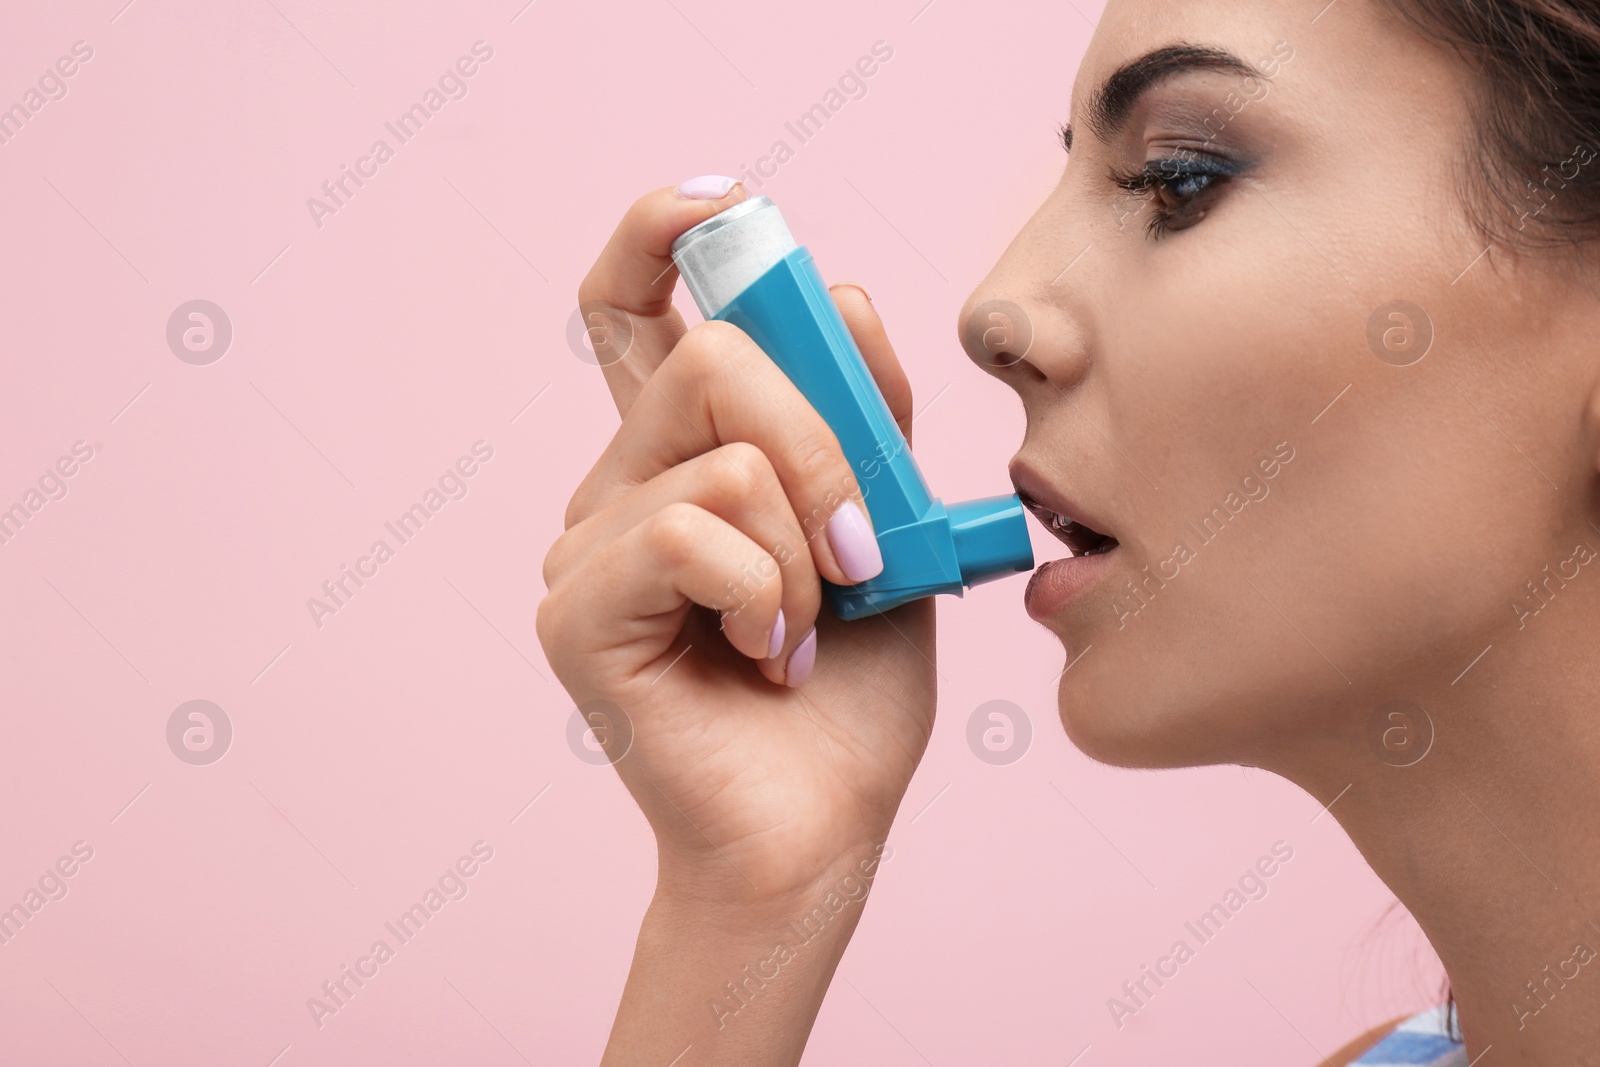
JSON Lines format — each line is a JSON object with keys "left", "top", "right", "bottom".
{"left": 579, "top": 177, "right": 750, "bottom": 418}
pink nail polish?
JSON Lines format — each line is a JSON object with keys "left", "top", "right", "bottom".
{"left": 767, "top": 612, "right": 787, "bottom": 660}
{"left": 676, "top": 174, "right": 739, "bottom": 199}
{"left": 825, "top": 499, "right": 883, "bottom": 584}
{"left": 785, "top": 628, "right": 817, "bottom": 687}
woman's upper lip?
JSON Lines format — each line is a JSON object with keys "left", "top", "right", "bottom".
{"left": 1008, "top": 457, "right": 1114, "bottom": 540}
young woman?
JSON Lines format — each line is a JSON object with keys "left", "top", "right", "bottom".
{"left": 537, "top": 0, "right": 1600, "bottom": 1061}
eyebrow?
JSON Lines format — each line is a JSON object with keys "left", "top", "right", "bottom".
{"left": 1060, "top": 43, "right": 1258, "bottom": 152}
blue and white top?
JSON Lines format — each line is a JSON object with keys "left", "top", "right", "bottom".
{"left": 1353, "top": 1006, "right": 1465, "bottom": 1066}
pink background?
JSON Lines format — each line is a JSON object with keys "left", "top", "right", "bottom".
{"left": 0, "top": 0, "right": 1444, "bottom": 1063}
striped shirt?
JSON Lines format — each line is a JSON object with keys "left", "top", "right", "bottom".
{"left": 1353, "top": 1006, "right": 1465, "bottom": 1066}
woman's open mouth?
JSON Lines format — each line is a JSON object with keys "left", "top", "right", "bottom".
{"left": 1035, "top": 508, "right": 1119, "bottom": 557}
{"left": 1011, "top": 463, "right": 1121, "bottom": 620}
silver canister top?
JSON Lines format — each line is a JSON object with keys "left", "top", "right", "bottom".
{"left": 670, "top": 196, "right": 798, "bottom": 319}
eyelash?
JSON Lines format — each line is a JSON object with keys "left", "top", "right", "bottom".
{"left": 1108, "top": 155, "right": 1242, "bottom": 239}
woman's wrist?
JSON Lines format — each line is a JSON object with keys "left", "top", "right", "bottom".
{"left": 601, "top": 841, "right": 894, "bottom": 1067}
{"left": 654, "top": 837, "right": 895, "bottom": 922}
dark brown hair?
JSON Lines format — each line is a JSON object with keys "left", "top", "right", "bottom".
{"left": 1386, "top": 0, "right": 1600, "bottom": 250}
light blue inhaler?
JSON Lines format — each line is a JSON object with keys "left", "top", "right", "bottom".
{"left": 670, "top": 195, "right": 1034, "bottom": 621}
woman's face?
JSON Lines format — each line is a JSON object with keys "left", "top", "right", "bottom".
{"left": 961, "top": 0, "right": 1599, "bottom": 770}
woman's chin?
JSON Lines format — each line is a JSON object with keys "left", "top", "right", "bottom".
{"left": 1053, "top": 676, "right": 1247, "bottom": 771}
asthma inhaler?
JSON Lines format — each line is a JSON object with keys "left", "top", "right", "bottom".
{"left": 670, "top": 195, "right": 1035, "bottom": 621}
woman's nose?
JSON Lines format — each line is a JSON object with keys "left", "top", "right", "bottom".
{"left": 960, "top": 189, "right": 1096, "bottom": 390}
{"left": 959, "top": 283, "right": 1090, "bottom": 392}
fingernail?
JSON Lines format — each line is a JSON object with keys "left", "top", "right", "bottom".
{"left": 767, "top": 612, "right": 787, "bottom": 660}
{"left": 676, "top": 174, "right": 740, "bottom": 199}
{"left": 826, "top": 499, "right": 884, "bottom": 583}
{"left": 785, "top": 628, "right": 817, "bottom": 687}
{"left": 834, "top": 281, "right": 874, "bottom": 305}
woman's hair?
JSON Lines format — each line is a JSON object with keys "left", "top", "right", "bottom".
{"left": 1385, "top": 0, "right": 1600, "bottom": 250}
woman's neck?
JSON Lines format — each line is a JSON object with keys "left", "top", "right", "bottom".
{"left": 1276, "top": 610, "right": 1600, "bottom": 1062}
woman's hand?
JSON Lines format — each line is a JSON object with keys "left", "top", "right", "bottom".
{"left": 539, "top": 180, "right": 938, "bottom": 1064}
{"left": 539, "top": 182, "right": 935, "bottom": 909}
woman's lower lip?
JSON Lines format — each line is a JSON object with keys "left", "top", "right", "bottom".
{"left": 1024, "top": 550, "right": 1118, "bottom": 621}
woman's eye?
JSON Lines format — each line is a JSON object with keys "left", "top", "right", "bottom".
{"left": 1111, "top": 156, "right": 1240, "bottom": 238}
{"left": 1153, "top": 171, "right": 1215, "bottom": 213}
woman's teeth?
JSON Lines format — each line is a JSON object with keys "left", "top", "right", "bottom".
{"left": 1014, "top": 487, "right": 1118, "bottom": 557}
{"left": 1056, "top": 517, "right": 1117, "bottom": 557}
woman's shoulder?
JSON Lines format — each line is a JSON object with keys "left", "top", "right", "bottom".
{"left": 1340, "top": 1006, "right": 1466, "bottom": 1066}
